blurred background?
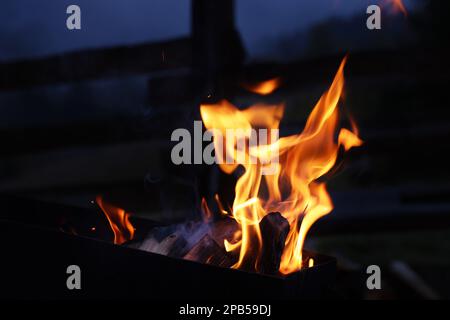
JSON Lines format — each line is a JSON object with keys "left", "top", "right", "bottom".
{"left": 0, "top": 0, "right": 449, "bottom": 299}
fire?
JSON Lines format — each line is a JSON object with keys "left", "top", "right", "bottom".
{"left": 200, "top": 57, "right": 362, "bottom": 274}
{"left": 244, "top": 77, "right": 281, "bottom": 95}
{"left": 391, "top": 0, "right": 407, "bottom": 16}
{"left": 96, "top": 196, "right": 135, "bottom": 245}
{"left": 384, "top": 0, "right": 408, "bottom": 16}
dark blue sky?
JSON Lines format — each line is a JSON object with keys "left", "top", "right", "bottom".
{"left": 0, "top": 0, "right": 414, "bottom": 61}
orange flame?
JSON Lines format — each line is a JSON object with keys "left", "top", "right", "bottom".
{"left": 384, "top": 0, "right": 408, "bottom": 16}
{"left": 201, "top": 197, "right": 213, "bottom": 222}
{"left": 392, "top": 0, "right": 408, "bottom": 16}
{"left": 243, "top": 77, "right": 281, "bottom": 95}
{"left": 96, "top": 196, "right": 135, "bottom": 245}
{"left": 200, "top": 57, "right": 362, "bottom": 274}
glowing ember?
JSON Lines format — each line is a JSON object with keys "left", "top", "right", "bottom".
{"left": 96, "top": 196, "right": 135, "bottom": 245}
{"left": 201, "top": 57, "right": 362, "bottom": 274}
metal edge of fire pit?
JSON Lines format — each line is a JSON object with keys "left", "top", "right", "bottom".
{"left": 0, "top": 219, "right": 336, "bottom": 300}
{"left": 0, "top": 195, "right": 336, "bottom": 300}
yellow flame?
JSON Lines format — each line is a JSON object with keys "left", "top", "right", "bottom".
{"left": 200, "top": 57, "right": 362, "bottom": 274}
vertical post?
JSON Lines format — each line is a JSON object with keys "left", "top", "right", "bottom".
{"left": 191, "top": 0, "right": 245, "bottom": 211}
{"left": 192, "top": 0, "right": 245, "bottom": 99}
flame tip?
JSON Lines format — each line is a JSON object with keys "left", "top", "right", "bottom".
{"left": 96, "top": 195, "right": 134, "bottom": 245}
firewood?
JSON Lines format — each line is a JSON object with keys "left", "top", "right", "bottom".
{"left": 257, "top": 212, "right": 290, "bottom": 275}
{"left": 184, "top": 234, "right": 233, "bottom": 268}
{"left": 127, "top": 233, "right": 187, "bottom": 257}
{"left": 209, "top": 217, "right": 239, "bottom": 249}
{"left": 158, "top": 233, "right": 189, "bottom": 257}
{"left": 126, "top": 222, "right": 190, "bottom": 256}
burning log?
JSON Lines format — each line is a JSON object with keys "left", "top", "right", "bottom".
{"left": 127, "top": 220, "right": 235, "bottom": 268}
{"left": 209, "top": 217, "right": 239, "bottom": 249}
{"left": 127, "top": 224, "right": 191, "bottom": 257}
{"left": 156, "top": 233, "right": 189, "bottom": 257}
{"left": 257, "top": 212, "right": 290, "bottom": 275}
{"left": 184, "top": 234, "right": 233, "bottom": 268}
{"left": 128, "top": 233, "right": 188, "bottom": 257}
